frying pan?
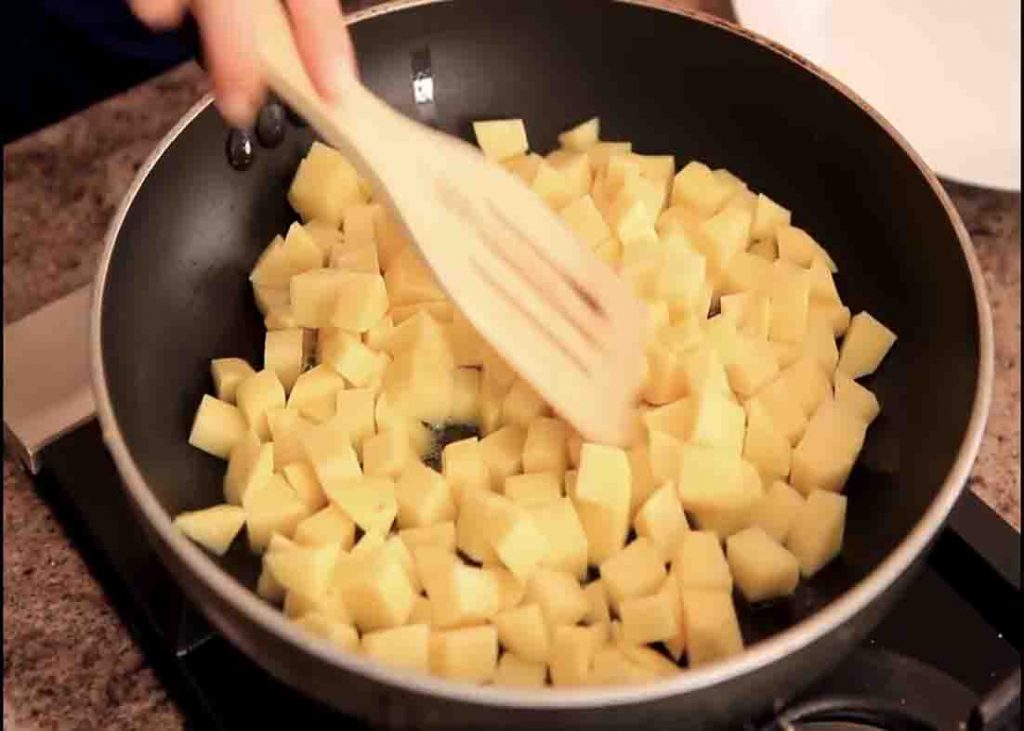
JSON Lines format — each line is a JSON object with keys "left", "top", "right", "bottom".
{"left": 90, "top": 0, "right": 993, "bottom": 727}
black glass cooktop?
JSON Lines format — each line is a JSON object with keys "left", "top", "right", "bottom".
{"left": 29, "top": 420, "right": 1021, "bottom": 730}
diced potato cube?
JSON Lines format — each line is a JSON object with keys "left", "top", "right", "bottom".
{"left": 332, "top": 387, "right": 376, "bottom": 448}
{"left": 264, "top": 328, "right": 305, "bottom": 393}
{"left": 523, "top": 497, "right": 588, "bottom": 580}
{"left": 210, "top": 358, "right": 256, "bottom": 404}
{"left": 833, "top": 372, "right": 881, "bottom": 424}
{"left": 493, "top": 602, "right": 550, "bottom": 663}
{"left": 249, "top": 238, "right": 293, "bottom": 290}
{"left": 697, "top": 206, "right": 752, "bottom": 276}
{"left": 430, "top": 625, "right": 498, "bottom": 684}
{"left": 343, "top": 203, "right": 381, "bottom": 248}
{"left": 809, "top": 300, "right": 852, "bottom": 337}
{"left": 574, "top": 444, "right": 631, "bottom": 564}
{"left": 399, "top": 521, "right": 456, "bottom": 553}
{"left": 776, "top": 225, "right": 832, "bottom": 269}
{"left": 243, "top": 473, "right": 309, "bottom": 551}
{"left": 450, "top": 368, "right": 481, "bottom": 423}
{"left": 676, "top": 444, "right": 760, "bottom": 514}
{"left": 634, "top": 482, "right": 689, "bottom": 562}
{"left": 561, "top": 195, "right": 611, "bottom": 249}
{"left": 525, "top": 568, "right": 589, "bottom": 627}
{"left": 600, "top": 537, "right": 667, "bottom": 607}
{"left": 837, "top": 311, "right": 897, "bottom": 379}
{"left": 671, "top": 161, "right": 733, "bottom": 216}
{"left": 362, "top": 428, "right": 412, "bottom": 479}
{"left": 281, "top": 221, "right": 327, "bottom": 275}
{"left": 502, "top": 380, "right": 549, "bottom": 429}
{"left": 447, "top": 315, "right": 486, "bottom": 368}
{"left": 322, "top": 477, "right": 397, "bottom": 535}
{"left": 289, "top": 269, "right": 343, "bottom": 328}
{"left": 494, "top": 653, "right": 547, "bottom": 687}
{"left": 688, "top": 389, "right": 746, "bottom": 453}
{"left": 587, "top": 141, "right": 632, "bottom": 171}
{"left": 342, "top": 544, "right": 417, "bottom": 631}
{"left": 750, "top": 193, "right": 791, "bottom": 242}
{"left": 769, "top": 261, "right": 812, "bottom": 344}
{"left": 672, "top": 530, "right": 732, "bottom": 592}
{"left": 748, "top": 237, "right": 778, "bottom": 261}
{"left": 549, "top": 625, "right": 595, "bottom": 687}
{"left": 725, "top": 333, "right": 780, "bottom": 399}
{"left": 326, "top": 272, "right": 387, "bottom": 333}
{"left": 456, "top": 488, "right": 502, "bottom": 563}
{"left": 678, "top": 343, "right": 732, "bottom": 399}
{"left": 531, "top": 161, "right": 575, "bottom": 210}
{"left": 590, "top": 645, "right": 656, "bottom": 684}
{"left": 648, "top": 430, "right": 684, "bottom": 485}
{"left": 253, "top": 284, "right": 289, "bottom": 316}
{"left": 473, "top": 119, "right": 529, "bottom": 162}
{"left": 426, "top": 560, "right": 500, "bottom": 629}
{"left": 558, "top": 117, "right": 600, "bottom": 151}
{"left": 750, "top": 381, "right": 808, "bottom": 446}
{"left": 384, "top": 247, "right": 445, "bottom": 307}
{"left": 749, "top": 480, "right": 804, "bottom": 544}
{"left": 408, "top": 595, "right": 433, "bottom": 625}
{"left": 726, "top": 526, "right": 799, "bottom": 602}
{"left": 643, "top": 342, "right": 686, "bottom": 405}
{"left": 288, "top": 142, "right": 365, "bottom": 226}
{"left": 801, "top": 318, "right": 840, "bottom": 374}
{"left": 235, "top": 369, "right": 287, "bottom": 441}
{"left": 486, "top": 564, "right": 526, "bottom": 611}
{"left": 579, "top": 581, "right": 610, "bottom": 626}
{"left": 267, "top": 407, "right": 310, "bottom": 467}
{"left": 362, "top": 623, "right": 429, "bottom": 673}
{"left": 618, "top": 589, "right": 681, "bottom": 645}
{"left": 331, "top": 237, "right": 382, "bottom": 276}
{"left": 490, "top": 501, "right": 549, "bottom": 580}
{"left": 301, "top": 420, "right": 362, "bottom": 489}
{"left": 282, "top": 461, "right": 328, "bottom": 512}
{"left": 266, "top": 541, "right": 341, "bottom": 601}
{"left": 521, "top": 417, "right": 568, "bottom": 475}
{"left": 293, "top": 614, "right": 359, "bottom": 652}
{"left": 743, "top": 398, "right": 792, "bottom": 481}
{"left": 504, "top": 472, "right": 562, "bottom": 507}
{"left": 288, "top": 365, "right": 345, "bottom": 420}
{"left": 223, "top": 432, "right": 273, "bottom": 505}
{"left": 304, "top": 219, "right": 343, "bottom": 261}
{"left": 480, "top": 425, "right": 526, "bottom": 489}
{"left": 189, "top": 394, "right": 249, "bottom": 459}
{"left": 173, "top": 504, "right": 246, "bottom": 555}
{"left": 790, "top": 399, "right": 867, "bottom": 494}
{"left": 786, "top": 490, "right": 847, "bottom": 577}
{"left": 680, "top": 589, "right": 744, "bottom": 666}
{"left": 628, "top": 444, "right": 658, "bottom": 516}
{"left": 394, "top": 461, "right": 455, "bottom": 529}
{"left": 383, "top": 351, "right": 453, "bottom": 424}
{"left": 320, "top": 329, "right": 389, "bottom": 388}
{"left": 720, "top": 252, "right": 773, "bottom": 296}
{"left": 503, "top": 152, "right": 543, "bottom": 184}
{"left": 294, "top": 504, "right": 356, "bottom": 549}
{"left": 442, "top": 437, "right": 490, "bottom": 501}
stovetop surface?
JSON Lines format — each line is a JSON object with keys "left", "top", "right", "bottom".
{"left": 30, "top": 420, "right": 1022, "bottom": 731}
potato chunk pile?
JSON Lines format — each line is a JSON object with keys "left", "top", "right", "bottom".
{"left": 177, "top": 117, "right": 896, "bottom": 687}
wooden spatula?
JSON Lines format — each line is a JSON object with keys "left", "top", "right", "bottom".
{"left": 252, "top": 0, "right": 647, "bottom": 446}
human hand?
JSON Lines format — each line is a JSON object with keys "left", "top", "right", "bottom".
{"left": 129, "top": 0, "right": 357, "bottom": 126}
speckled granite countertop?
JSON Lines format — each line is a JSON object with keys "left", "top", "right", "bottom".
{"left": 3, "top": 50, "right": 1020, "bottom": 730}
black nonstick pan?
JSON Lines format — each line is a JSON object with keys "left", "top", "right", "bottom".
{"left": 90, "top": 0, "right": 993, "bottom": 728}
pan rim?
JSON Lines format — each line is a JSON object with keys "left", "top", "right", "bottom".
{"left": 90, "top": 0, "right": 994, "bottom": 710}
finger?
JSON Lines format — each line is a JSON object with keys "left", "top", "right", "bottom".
{"left": 191, "top": 0, "right": 266, "bottom": 126}
{"left": 284, "top": 0, "right": 358, "bottom": 103}
{"left": 128, "top": 0, "right": 188, "bottom": 29}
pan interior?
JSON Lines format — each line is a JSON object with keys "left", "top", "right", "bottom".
{"left": 100, "top": 0, "right": 980, "bottom": 652}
